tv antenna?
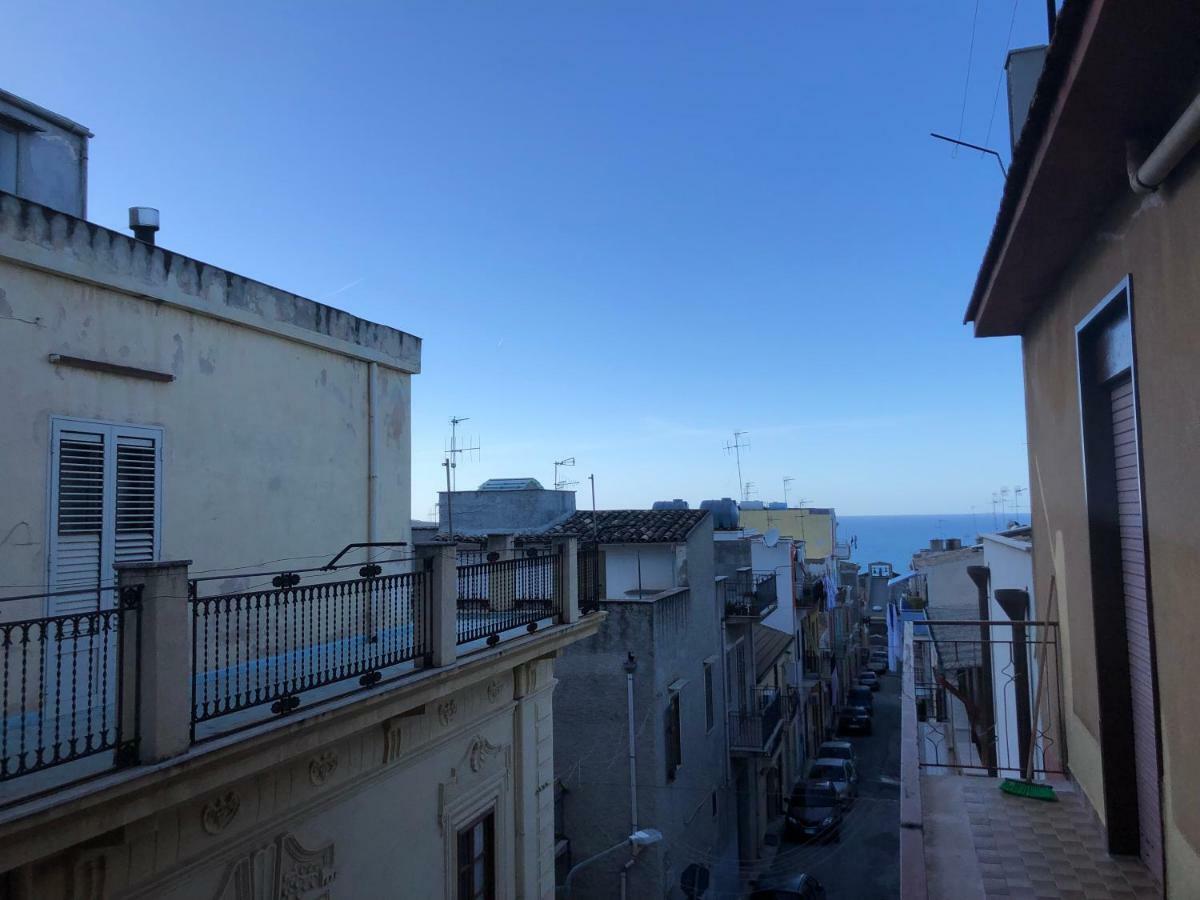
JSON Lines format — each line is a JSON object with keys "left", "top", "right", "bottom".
{"left": 554, "top": 457, "right": 577, "bottom": 491}
{"left": 782, "top": 476, "right": 795, "bottom": 507}
{"left": 1013, "top": 485, "right": 1026, "bottom": 519}
{"left": 447, "top": 416, "right": 480, "bottom": 492}
{"left": 743, "top": 481, "right": 757, "bottom": 501}
{"left": 723, "top": 431, "right": 750, "bottom": 501}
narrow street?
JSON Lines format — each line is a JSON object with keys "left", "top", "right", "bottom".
{"left": 763, "top": 671, "right": 901, "bottom": 898}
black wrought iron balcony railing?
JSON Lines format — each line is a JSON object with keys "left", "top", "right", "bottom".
{"left": 728, "top": 686, "right": 788, "bottom": 754}
{"left": 723, "top": 572, "right": 778, "bottom": 619}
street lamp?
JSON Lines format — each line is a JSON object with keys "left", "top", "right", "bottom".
{"left": 560, "top": 828, "right": 663, "bottom": 896}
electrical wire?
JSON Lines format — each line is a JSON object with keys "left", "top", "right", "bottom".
{"left": 984, "top": 0, "right": 1022, "bottom": 148}
{"left": 953, "top": 0, "right": 985, "bottom": 157}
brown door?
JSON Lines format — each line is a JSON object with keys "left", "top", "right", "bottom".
{"left": 1110, "top": 376, "right": 1162, "bottom": 880}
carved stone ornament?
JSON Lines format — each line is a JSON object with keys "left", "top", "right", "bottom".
{"left": 382, "top": 717, "right": 403, "bottom": 765}
{"left": 308, "top": 751, "right": 338, "bottom": 786}
{"left": 214, "top": 832, "right": 336, "bottom": 900}
{"left": 202, "top": 791, "right": 241, "bottom": 835}
{"left": 437, "top": 698, "right": 457, "bottom": 726}
{"left": 486, "top": 678, "right": 503, "bottom": 703}
{"left": 468, "top": 735, "right": 503, "bottom": 773}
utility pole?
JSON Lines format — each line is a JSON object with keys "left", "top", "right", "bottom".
{"left": 723, "top": 431, "right": 750, "bottom": 502}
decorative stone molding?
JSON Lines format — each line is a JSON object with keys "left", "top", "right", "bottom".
{"left": 382, "top": 717, "right": 404, "bottom": 765}
{"left": 202, "top": 791, "right": 241, "bottom": 835}
{"left": 486, "top": 678, "right": 503, "bottom": 703}
{"left": 214, "top": 832, "right": 335, "bottom": 900}
{"left": 437, "top": 698, "right": 457, "bottom": 726}
{"left": 468, "top": 736, "right": 503, "bottom": 773}
{"left": 308, "top": 751, "right": 338, "bottom": 786}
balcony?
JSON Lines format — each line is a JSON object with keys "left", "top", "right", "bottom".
{"left": 899, "top": 621, "right": 1158, "bottom": 899}
{"left": 728, "top": 686, "right": 797, "bottom": 755}
{"left": 723, "top": 571, "right": 778, "bottom": 620}
{"left": 0, "top": 541, "right": 590, "bottom": 801}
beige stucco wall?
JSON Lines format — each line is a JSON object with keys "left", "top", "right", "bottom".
{"left": 1019, "top": 153, "right": 1200, "bottom": 892}
{"left": 0, "top": 251, "right": 412, "bottom": 612}
{"left": 738, "top": 509, "right": 835, "bottom": 560}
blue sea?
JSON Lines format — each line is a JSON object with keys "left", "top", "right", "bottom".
{"left": 837, "top": 513, "right": 1029, "bottom": 572}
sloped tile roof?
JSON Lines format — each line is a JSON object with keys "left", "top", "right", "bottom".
{"left": 529, "top": 509, "right": 709, "bottom": 544}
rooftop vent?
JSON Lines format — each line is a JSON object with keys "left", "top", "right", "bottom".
{"left": 128, "top": 207, "right": 160, "bottom": 245}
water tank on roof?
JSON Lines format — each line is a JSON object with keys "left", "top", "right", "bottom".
{"left": 739, "top": 500, "right": 765, "bottom": 511}
{"left": 946, "top": 538, "right": 962, "bottom": 551}
{"left": 652, "top": 499, "right": 690, "bottom": 510}
{"left": 768, "top": 501, "right": 787, "bottom": 510}
{"left": 700, "top": 498, "right": 739, "bottom": 530}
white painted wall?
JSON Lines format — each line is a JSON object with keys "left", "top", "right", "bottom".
{"left": 0, "top": 246, "right": 414, "bottom": 618}
{"left": 752, "top": 538, "right": 795, "bottom": 637}
{"left": 982, "top": 533, "right": 1040, "bottom": 774}
{"left": 603, "top": 544, "right": 676, "bottom": 598}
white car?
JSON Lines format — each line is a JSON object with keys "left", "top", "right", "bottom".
{"left": 807, "top": 757, "right": 858, "bottom": 805}
{"left": 816, "top": 740, "right": 856, "bottom": 765}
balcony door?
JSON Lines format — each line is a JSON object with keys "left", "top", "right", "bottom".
{"left": 1076, "top": 279, "right": 1162, "bottom": 881}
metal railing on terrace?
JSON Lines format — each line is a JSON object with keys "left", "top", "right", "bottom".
{"left": 723, "top": 571, "right": 778, "bottom": 619}
{"left": 456, "top": 550, "right": 562, "bottom": 646}
{"left": 190, "top": 565, "right": 431, "bottom": 740}
{"left": 0, "top": 538, "right": 585, "bottom": 796}
{"left": 908, "top": 619, "right": 1065, "bottom": 778}
{"left": 0, "top": 584, "right": 142, "bottom": 787}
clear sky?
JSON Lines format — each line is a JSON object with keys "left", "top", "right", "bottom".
{"left": 8, "top": 1, "right": 1051, "bottom": 517}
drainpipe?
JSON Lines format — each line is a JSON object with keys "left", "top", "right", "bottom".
{"left": 624, "top": 653, "right": 639, "bottom": 839}
{"left": 1127, "top": 91, "right": 1200, "bottom": 194}
{"left": 967, "top": 566, "right": 998, "bottom": 776}
{"left": 996, "top": 589, "right": 1034, "bottom": 779}
{"left": 366, "top": 362, "right": 380, "bottom": 640}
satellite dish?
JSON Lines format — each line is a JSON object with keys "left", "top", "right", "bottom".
{"left": 764, "top": 528, "right": 780, "bottom": 548}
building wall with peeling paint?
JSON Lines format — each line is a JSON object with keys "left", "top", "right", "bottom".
{"left": 0, "top": 191, "right": 419, "bottom": 617}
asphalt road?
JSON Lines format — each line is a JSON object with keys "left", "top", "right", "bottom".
{"left": 762, "top": 671, "right": 902, "bottom": 899}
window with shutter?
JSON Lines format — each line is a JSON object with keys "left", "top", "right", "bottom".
{"left": 48, "top": 419, "right": 162, "bottom": 615}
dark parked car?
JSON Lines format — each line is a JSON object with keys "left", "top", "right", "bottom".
{"left": 748, "top": 873, "right": 827, "bottom": 899}
{"left": 837, "top": 704, "right": 873, "bottom": 736}
{"left": 869, "top": 651, "right": 889, "bottom": 674}
{"left": 858, "top": 670, "right": 881, "bottom": 691}
{"left": 847, "top": 685, "right": 874, "bottom": 712}
{"left": 784, "top": 781, "right": 843, "bottom": 843}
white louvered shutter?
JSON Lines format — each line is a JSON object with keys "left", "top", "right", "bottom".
{"left": 114, "top": 437, "right": 157, "bottom": 566}
{"left": 50, "top": 430, "right": 106, "bottom": 615}
{"left": 49, "top": 421, "right": 161, "bottom": 615}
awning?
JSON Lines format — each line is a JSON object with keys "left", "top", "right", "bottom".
{"left": 887, "top": 571, "right": 918, "bottom": 586}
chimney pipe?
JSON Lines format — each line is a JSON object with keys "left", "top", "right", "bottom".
{"left": 128, "top": 207, "right": 160, "bottom": 245}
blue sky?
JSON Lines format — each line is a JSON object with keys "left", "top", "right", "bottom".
{"left": 8, "top": 1, "right": 1050, "bottom": 517}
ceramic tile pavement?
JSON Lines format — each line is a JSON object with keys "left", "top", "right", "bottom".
{"left": 922, "top": 775, "right": 1160, "bottom": 899}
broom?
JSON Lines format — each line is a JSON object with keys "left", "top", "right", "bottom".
{"left": 999, "top": 456, "right": 1058, "bottom": 802}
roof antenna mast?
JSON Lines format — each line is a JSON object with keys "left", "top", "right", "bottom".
{"left": 447, "top": 416, "right": 480, "bottom": 492}
{"left": 554, "top": 457, "right": 578, "bottom": 491}
{"left": 723, "top": 431, "right": 750, "bottom": 502}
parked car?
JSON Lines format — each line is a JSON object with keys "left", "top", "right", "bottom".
{"left": 869, "top": 651, "right": 889, "bottom": 674}
{"left": 784, "top": 781, "right": 843, "bottom": 843}
{"left": 816, "top": 740, "right": 856, "bottom": 764}
{"left": 807, "top": 757, "right": 858, "bottom": 804}
{"left": 837, "top": 705, "right": 873, "bottom": 736}
{"left": 858, "top": 671, "right": 881, "bottom": 691}
{"left": 847, "top": 685, "right": 874, "bottom": 712}
{"left": 748, "top": 873, "right": 826, "bottom": 900}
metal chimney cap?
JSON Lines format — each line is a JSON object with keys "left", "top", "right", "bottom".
{"left": 128, "top": 207, "right": 160, "bottom": 230}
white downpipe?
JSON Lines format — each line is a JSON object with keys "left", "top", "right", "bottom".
{"left": 367, "top": 362, "right": 380, "bottom": 557}
{"left": 1128, "top": 91, "right": 1200, "bottom": 194}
